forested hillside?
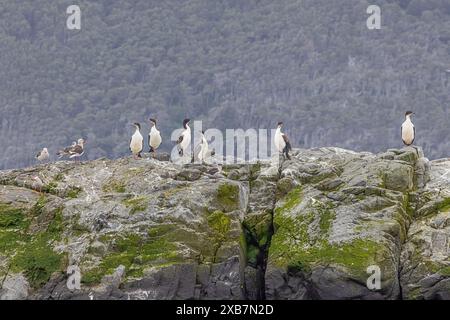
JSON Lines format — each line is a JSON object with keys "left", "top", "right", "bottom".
{"left": 0, "top": 0, "right": 449, "bottom": 169}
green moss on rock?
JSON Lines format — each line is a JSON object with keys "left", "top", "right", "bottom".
{"left": 276, "top": 177, "right": 295, "bottom": 197}
{"left": 207, "top": 211, "right": 232, "bottom": 263}
{"left": 0, "top": 204, "right": 31, "bottom": 255}
{"left": 0, "top": 204, "right": 28, "bottom": 229}
{"left": 271, "top": 193, "right": 383, "bottom": 279}
{"left": 275, "top": 187, "right": 303, "bottom": 215}
{"left": 0, "top": 202, "right": 64, "bottom": 289}
{"left": 9, "top": 206, "right": 65, "bottom": 289}
{"left": 54, "top": 173, "right": 64, "bottom": 182}
{"left": 270, "top": 214, "right": 385, "bottom": 279}
{"left": 217, "top": 183, "right": 240, "bottom": 212}
{"left": 102, "top": 179, "right": 127, "bottom": 193}
{"left": 122, "top": 196, "right": 149, "bottom": 215}
{"left": 272, "top": 237, "right": 383, "bottom": 279}
{"left": 11, "top": 235, "right": 64, "bottom": 289}
{"left": 67, "top": 187, "right": 83, "bottom": 199}
{"left": 43, "top": 182, "right": 58, "bottom": 194}
{"left": 243, "top": 213, "right": 272, "bottom": 248}
{"left": 318, "top": 206, "right": 335, "bottom": 236}
{"left": 82, "top": 232, "right": 181, "bottom": 285}
{"left": 437, "top": 198, "right": 450, "bottom": 212}
{"left": 29, "top": 196, "right": 47, "bottom": 217}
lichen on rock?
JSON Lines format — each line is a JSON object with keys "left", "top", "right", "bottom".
{"left": 0, "top": 147, "right": 448, "bottom": 300}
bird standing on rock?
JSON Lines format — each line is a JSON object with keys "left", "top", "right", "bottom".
{"left": 36, "top": 148, "right": 49, "bottom": 163}
{"left": 57, "top": 141, "right": 76, "bottom": 158}
{"left": 193, "top": 131, "right": 210, "bottom": 163}
{"left": 274, "top": 121, "right": 292, "bottom": 160}
{"left": 130, "top": 123, "right": 143, "bottom": 159}
{"left": 70, "top": 139, "right": 85, "bottom": 161}
{"left": 57, "top": 139, "right": 85, "bottom": 161}
{"left": 176, "top": 119, "right": 191, "bottom": 157}
{"left": 148, "top": 118, "right": 162, "bottom": 154}
{"left": 401, "top": 111, "right": 415, "bottom": 146}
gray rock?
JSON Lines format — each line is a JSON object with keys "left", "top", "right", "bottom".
{"left": 0, "top": 146, "right": 448, "bottom": 300}
{"left": 0, "top": 274, "right": 29, "bottom": 300}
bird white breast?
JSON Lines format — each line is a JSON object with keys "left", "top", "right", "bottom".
{"left": 37, "top": 150, "right": 49, "bottom": 161}
{"left": 180, "top": 128, "right": 191, "bottom": 150}
{"left": 130, "top": 131, "right": 143, "bottom": 154}
{"left": 199, "top": 138, "right": 209, "bottom": 161}
{"left": 274, "top": 130, "right": 286, "bottom": 152}
{"left": 69, "top": 151, "right": 84, "bottom": 158}
{"left": 149, "top": 128, "right": 162, "bottom": 148}
{"left": 402, "top": 120, "right": 415, "bottom": 145}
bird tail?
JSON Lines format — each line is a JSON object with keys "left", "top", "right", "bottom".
{"left": 149, "top": 146, "right": 154, "bottom": 153}
{"left": 285, "top": 141, "right": 292, "bottom": 151}
{"left": 283, "top": 142, "right": 292, "bottom": 160}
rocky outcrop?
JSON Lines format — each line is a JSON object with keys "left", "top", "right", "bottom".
{"left": 0, "top": 147, "right": 448, "bottom": 300}
{"left": 265, "top": 147, "right": 448, "bottom": 300}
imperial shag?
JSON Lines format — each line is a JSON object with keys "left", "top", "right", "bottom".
{"left": 274, "top": 121, "right": 292, "bottom": 160}
{"left": 129, "top": 123, "right": 143, "bottom": 159}
{"left": 401, "top": 111, "right": 415, "bottom": 146}
{"left": 148, "top": 118, "right": 162, "bottom": 153}
{"left": 176, "top": 119, "right": 191, "bottom": 157}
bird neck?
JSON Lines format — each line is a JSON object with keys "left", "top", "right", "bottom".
{"left": 276, "top": 127, "right": 282, "bottom": 133}
{"left": 184, "top": 124, "right": 190, "bottom": 131}
{"left": 134, "top": 127, "right": 141, "bottom": 134}
{"left": 405, "top": 115, "right": 412, "bottom": 121}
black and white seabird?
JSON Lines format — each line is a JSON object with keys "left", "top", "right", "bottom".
{"left": 129, "top": 123, "right": 143, "bottom": 159}
{"left": 57, "top": 139, "right": 85, "bottom": 161}
{"left": 36, "top": 148, "right": 49, "bottom": 162}
{"left": 57, "top": 141, "right": 76, "bottom": 158}
{"left": 69, "top": 138, "right": 85, "bottom": 160}
{"left": 148, "top": 118, "right": 162, "bottom": 153}
{"left": 176, "top": 119, "right": 191, "bottom": 157}
{"left": 274, "top": 122, "right": 292, "bottom": 160}
{"left": 193, "top": 131, "right": 209, "bottom": 163}
{"left": 401, "top": 111, "right": 415, "bottom": 146}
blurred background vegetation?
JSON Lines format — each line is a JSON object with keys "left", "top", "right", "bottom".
{"left": 0, "top": 0, "right": 449, "bottom": 169}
